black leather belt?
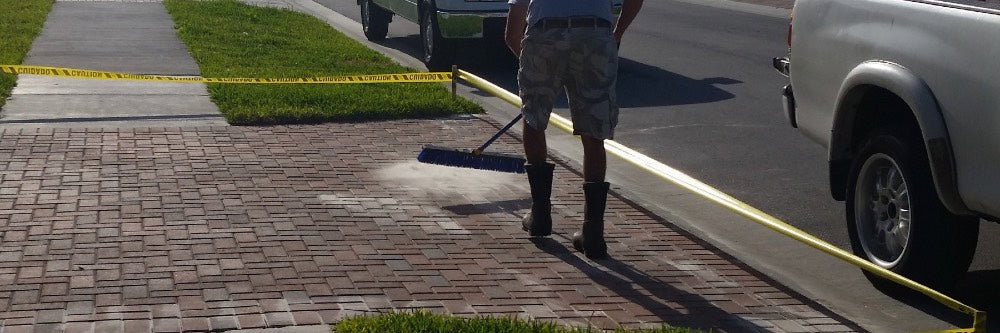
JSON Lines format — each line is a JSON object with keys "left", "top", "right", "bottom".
{"left": 535, "top": 17, "right": 612, "bottom": 30}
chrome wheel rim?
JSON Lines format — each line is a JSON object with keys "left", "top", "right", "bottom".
{"left": 361, "top": 1, "right": 370, "bottom": 29}
{"left": 422, "top": 11, "right": 434, "bottom": 58}
{"left": 855, "top": 153, "right": 912, "bottom": 268}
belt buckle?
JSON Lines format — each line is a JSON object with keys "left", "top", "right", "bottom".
{"left": 549, "top": 18, "right": 568, "bottom": 29}
{"left": 546, "top": 19, "right": 557, "bottom": 29}
{"left": 569, "top": 16, "right": 596, "bottom": 29}
{"left": 540, "top": 18, "right": 556, "bottom": 30}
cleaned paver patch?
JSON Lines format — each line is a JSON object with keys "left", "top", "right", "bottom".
{"left": 0, "top": 118, "right": 861, "bottom": 332}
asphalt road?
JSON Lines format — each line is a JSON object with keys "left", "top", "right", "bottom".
{"left": 313, "top": 0, "right": 999, "bottom": 329}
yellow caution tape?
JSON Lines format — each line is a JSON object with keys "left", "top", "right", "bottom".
{"left": 0, "top": 65, "right": 452, "bottom": 83}
{"left": 916, "top": 329, "right": 975, "bottom": 333}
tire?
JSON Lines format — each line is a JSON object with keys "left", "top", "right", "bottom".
{"left": 361, "top": 0, "right": 390, "bottom": 42}
{"left": 419, "top": 4, "right": 455, "bottom": 71}
{"left": 845, "top": 127, "right": 979, "bottom": 292}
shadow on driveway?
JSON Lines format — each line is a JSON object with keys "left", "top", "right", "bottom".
{"left": 530, "top": 236, "right": 766, "bottom": 332}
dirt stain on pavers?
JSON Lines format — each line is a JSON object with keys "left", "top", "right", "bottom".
{"left": 374, "top": 160, "right": 526, "bottom": 196}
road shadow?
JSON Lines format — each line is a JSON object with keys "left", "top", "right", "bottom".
{"left": 862, "top": 277, "right": 988, "bottom": 332}
{"left": 459, "top": 57, "right": 740, "bottom": 110}
{"left": 843, "top": 261, "right": 999, "bottom": 331}
{"left": 616, "top": 58, "right": 738, "bottom": 108}
{"left": 955, "top": 269, "right": 1000, "bottom": 332}
{"left": 374, "top": 35, "right": 738, "bottom": 109}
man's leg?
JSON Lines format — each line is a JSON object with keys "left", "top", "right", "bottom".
{"left": 518, "top": 27, "right": 563, "bottom": 238}
{"left": 568, "top": 25, "right": 618, "bottom": 258}
{"left": 581, "top": 135, "right": 606, "bottom": 183}
{"left": 523, "top": 122, "right": 547, "bottom": 165}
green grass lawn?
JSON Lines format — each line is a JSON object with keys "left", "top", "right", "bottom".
{"left": 0, "top": 0, "right": 53, "bottom": 111}
{"left": 164, "top": 0, "right": 481, "bottom": 125}
{"left": 336, "top": 311, "right": 702, "bottom": 333}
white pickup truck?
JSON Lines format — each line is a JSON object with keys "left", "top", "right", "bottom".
{"left": 774, "top": 0, "right": 1000, "bottom": 290}
{"left": 358, "top": 0, "right": 621, "bottom": 71}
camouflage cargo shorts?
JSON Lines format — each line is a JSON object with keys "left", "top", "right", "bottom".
{"left": 518, "top": 23, "right": 619, "bottom": 140}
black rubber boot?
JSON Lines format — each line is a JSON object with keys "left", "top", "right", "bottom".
{"left": 573, "top": 182, "right": 610, "bottom": 259}
{"left": 522, "top": 162, "right": 555, "bottom": 237}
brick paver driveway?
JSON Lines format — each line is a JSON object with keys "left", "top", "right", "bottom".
{"left": 0, "top": 117, "right": 860, "bottom": 332}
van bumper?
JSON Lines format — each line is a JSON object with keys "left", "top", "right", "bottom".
{"left": 437, "top": 4, "right": 621, "bottom": 39}
{"left": 437, "top": 11, "right": 507, "bottom": 39}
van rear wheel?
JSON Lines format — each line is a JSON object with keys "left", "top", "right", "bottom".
{"left": 420, "top": 5, "right": 455, "bottom": 71}
{"left": 361, "top": 0, "right": 390, "bottom": 41}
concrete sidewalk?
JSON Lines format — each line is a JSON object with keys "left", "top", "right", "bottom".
{"left": 1, "top": 0, "right": 225, "bottom": 128}
{"left": 0, "top": 0, "right": 861, "bottom": 332}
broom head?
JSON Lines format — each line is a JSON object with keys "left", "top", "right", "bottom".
{"left": 417, "top": 145, "right": 526, "bottom": 174}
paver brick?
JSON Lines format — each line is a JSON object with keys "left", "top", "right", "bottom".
{"left": 151, "top": 318, "right": 180, "bottom": 333}
{"left": 94, "top": 320, "right": 123, "bottom": 333}
{"left": 64, "top": 321, "right": 94, "bottom": 333}
{"left": 264, "top": 312, "right": 296, "bottom": 327}
{"left": 291, "top": 311, "right": 323, "bottom": 325}
{"left": 180, "top": 317, "right": 210, "bottom": 332}
{"left": 4, "top": 325, "right": 33, "bottom": 333}
{"left": 124, "top": 320, "right": 151, "bottom": 333}
{"left": 237, "top": 313, "right": 267, "bottom": 329}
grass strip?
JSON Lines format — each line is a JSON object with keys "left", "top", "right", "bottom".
{"left": 164, "top": 0, "right": 481, "bottom": 125}
{"left": 336, "top": 310, "right": 702, "bottom": 333}
{"left": 0, "top": 0, "right": 53, "bottom": 110}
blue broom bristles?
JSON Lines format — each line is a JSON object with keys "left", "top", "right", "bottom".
{"left": 418, "top": 145, "right": 526, "bottom": 174}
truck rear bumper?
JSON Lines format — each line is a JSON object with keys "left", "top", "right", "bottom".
{"left": 781, "top": 84, "right": 797, "bottom": 128}
{"left": 773, "top": 56, "right": 796, "bottom": 128}
{"left": 437, "top": 11, "right": 507, "bottom": 39}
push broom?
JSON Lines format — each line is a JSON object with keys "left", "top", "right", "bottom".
{"left": 417, "top": 114, "right": 526, "bottom": 174}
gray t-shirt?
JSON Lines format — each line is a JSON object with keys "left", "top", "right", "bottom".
{"left": 508, "top": 0, "right": 614, "bottom": 29}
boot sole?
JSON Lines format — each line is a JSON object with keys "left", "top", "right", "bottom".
{"left": 521, "top": 224, "right": 551, "bottom": 237}
{"left": 522, "top": 212, "right": 551, "bottom": 237}
{"left": 572, "top": 234, "right": 607, "bottom": 259}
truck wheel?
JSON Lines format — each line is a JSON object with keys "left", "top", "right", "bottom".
{"left": 361, "top": 0, "right": 390, "bottom": 41}
{"left": 420, "top": 4, "right": 455, "bottom": 71}
{"left": 846, "top": 128, "right": 979, "bottom": 292}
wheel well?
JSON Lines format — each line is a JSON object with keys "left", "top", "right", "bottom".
{"left": 831, "top": 86, "right": 922, "bottom": 200}
{"left": 849, "top": 87, "right": 921, "bottom": 152}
